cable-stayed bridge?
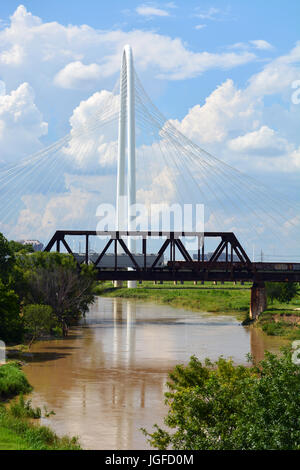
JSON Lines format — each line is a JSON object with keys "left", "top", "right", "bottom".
{"left": 1, "top": 46, "right": 299, "bottom": 317}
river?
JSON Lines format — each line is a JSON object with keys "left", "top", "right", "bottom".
{"left": 22, "top": 296, "right": 287, "bottom": 450}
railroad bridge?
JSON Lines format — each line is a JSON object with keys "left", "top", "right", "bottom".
{"left": 44, "top": 229, "right": 300, "bottom": 320}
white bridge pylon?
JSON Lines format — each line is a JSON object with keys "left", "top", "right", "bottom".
{"left": 116, "top": 45, "right": 137, "bottom": 288}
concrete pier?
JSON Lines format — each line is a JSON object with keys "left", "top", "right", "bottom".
{"left": 250, "top": 282, "right": 267, "bottom": 320}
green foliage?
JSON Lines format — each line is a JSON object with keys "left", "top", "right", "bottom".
{"left": 15, "top": 251, "right": 96, "bottom": 336}
{"left": 0, "top": 360, "right": 80, "bottom": 449}
{"left": 97, "top": 281, "right": 251, "bottom": 316}
{"left": 8, "top": 395, "right": 41, "bottom": 419}
{"left": 8, "top": 241, "right": 34, "bottom": 254}
{"left": 258, "top": 311, "right": 300, "bottom": 340}
{"left": 0, "top": 234, "right": 96, "bottom": 343}
{"left": 0, "top": 407, "right": 81, "bottom": 449}
{"left": 0, "top": 362, "right": 32, "bottom": 400}
{"left": 0, "top": 426, "right": 30, "bottom": 450}
{"left": 0, "top": 280, "right": 23, "bottom": 344}
{"left": 23, "top": 304, "right": 54, "bottom": 345}
{"left": 266, "top": 282, "right": 299, "bottom": 304}
{"left": 51, "top": 326, "right": 63, "bottom": 337}
{"left": 43, "top": 406, "right": 56, "bottom": 418}
{"left": 261, "top": 320, "right": 286, "bottom": 336}
{"left": 143, "top": 350, "right": 300, "bottom": 450}
{"left": 0, "top": 233, "right": 14, "bottom": 283}
{"left": 280, "top": 283, "right": 300, "bottom": 303}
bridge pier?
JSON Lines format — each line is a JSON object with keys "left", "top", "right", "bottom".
{"left": 249, "top": 282, "right": 267, "bottom": 320}
{"left": 114, "top": 280, "right": 123, "bottom": 288}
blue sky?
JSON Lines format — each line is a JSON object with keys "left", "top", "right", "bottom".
{"left": 0, "top": 2, "right": 299, "bottom": 256}
{"left": 0, "top": 2, "right": 298, "bottom": 112}
{"left": 1, "top": 0, "right": 299, "bottom": 121}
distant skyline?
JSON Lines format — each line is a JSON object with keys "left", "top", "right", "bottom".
{"left": 0, "top": 1, "right": 299, "bottom": 256}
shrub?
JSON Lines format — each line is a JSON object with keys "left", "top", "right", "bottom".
{"left": 0, "top": 362, "right": 32, "bottom": 400}
{"left": 19, "top": 252, "right": 96, "bottom": 336}
{"left": 261, "top": 321, "right": 285, "bottom": 336}
{"left": 23, "top": 304, "right": 54, "bottom": 346}
{"left": 266, "top": 282, "right": 299, "bottom": 304}
{"left": 143, "top": 349, "right": 300, "bottom": 450}
{"left": 8, "top": 395, "right": 41, "bottom": 419}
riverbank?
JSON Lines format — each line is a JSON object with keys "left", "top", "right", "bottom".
{"left": 17, "top": 297, "right": 274, "bottom": 449}
{"left": 0, "top": 362, "right": 81, "bottom": 450}
{"left": 256, "top": 307, "right": 300, "bottom": 340}
{"left": 95, "top": 281, "right": 300, "bottom": 340}
{"left": 95, "top": 281, "right": 251, "bottom": 320}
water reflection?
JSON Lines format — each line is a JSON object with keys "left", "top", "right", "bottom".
{"left": 112, "top": 299, "right": 137, "bottom": 369}
{"left": 21, "top": 297, "right": 287, "bottom": 450}
{"left": 249, "top": 324, "right": 288, "bottom": 363}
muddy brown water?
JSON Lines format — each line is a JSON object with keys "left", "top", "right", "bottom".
{"left": 20, "top": 297, "right": 287, "bottom": 450}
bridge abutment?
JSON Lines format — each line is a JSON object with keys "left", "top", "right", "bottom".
{"left": 249, "top": 282, "right": 267, "bottom": 320}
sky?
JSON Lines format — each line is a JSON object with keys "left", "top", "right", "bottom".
{"left": 0, "top": 1, "right": 299, "bottom": 258}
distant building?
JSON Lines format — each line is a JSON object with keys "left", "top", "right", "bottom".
{"left": 17, "top": 240, "right": 44, "bottom": 251}
{"left": 193, "top": 252, "right": 240, "bottom": 262}
{"left": 74, "top": 252, "right": 164, "bottom": 268}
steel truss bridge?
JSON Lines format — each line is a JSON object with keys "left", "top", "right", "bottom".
{"left": 44, "top": 230, "right": 300, "bottom": 283}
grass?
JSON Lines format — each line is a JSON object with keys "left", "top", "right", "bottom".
{"left": 0, "top": 426, "right": 30, "bottom": 450}
{"left": 257, "top": 304, "right": 300, "bottom": 341}
{"left": 9, "top": 395, "right": 42, "bottom": 419}
{"left": 0, "top": 406, "right": 81, "bottom": 450}
{"left": 95, "top": 281, "right": 252, "bottom": 321}
{"left": 0, "top": 362, "right": 81, "bottom": 450}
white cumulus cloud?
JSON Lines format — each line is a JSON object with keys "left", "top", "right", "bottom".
{"left": 136, "top": 5, "right": 170, "bottom": 17}
{"left": 169, "top": 79, "right": 260, "bottom": 144}
{"left": 54, "top": 61, "right": 102, "bottom": 89}
{"left": 227, "top": 126, "right": 291, "bottom": 155}
{"left": 0, "top": 81, "right": 48, "bottom": 164}
{"left": 62, "top": 89, "right": 119, "bottom": 170}
{"left": 0, "top": 4, "right": 257, "bottom": 89}
{"left": 250, "top": 39, "right": 273, "bottom": 50}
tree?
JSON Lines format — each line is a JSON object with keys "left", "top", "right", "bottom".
{"left": 0, "top": 280, "right": 23, "bottom": 344}
{"left": 9, "top": 240, "right": 34, "bottom": 254}
{"left": 279, "top": 282, "right": 299, "bottom": 303}
{"left": 19, "top": 252, "right": 96, "bottom": 336}
{"left": 0, "top": 232, "right": 14, "bottom": 283}
{"left": 143, "top": 350, "right": 300, "bottom": 450}
{"left": 0, "top": 233, "right": 31, "bottom": 294}
{"left": 23, "top": 304, "right": 54, "bottom": 347}
{"left": 266, "top": 282, "right": 299, "bottom": 304}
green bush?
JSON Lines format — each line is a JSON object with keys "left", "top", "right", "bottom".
{"left": 0, "top": 280, "right": 23, "bottom": 344}
{"left": 266, "top": 282, "right": 299, "bottom": 304}
{"left": 0, "top": 362, "right": 32, "bottom": 400}
{"left": 51, "top": 326, "right": 63, "bottom": 337}
{"left": 261, "top": 321, "right": 285, "bottom": 336}
{"left": 17, "top": 252, "right": 96, "bottom": 336}
{"left": 23, "top": 304, "right": 54, "bottom": 346}
{"left": 143, "top": 349, "right": 300, "bottom": 450}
